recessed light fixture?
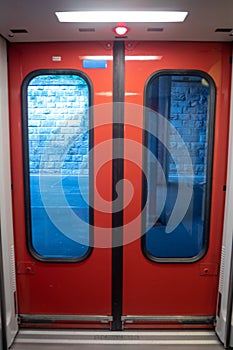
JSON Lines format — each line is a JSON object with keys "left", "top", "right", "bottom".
{"left": 55, "top": 11, "right": 188, "bottom": 23}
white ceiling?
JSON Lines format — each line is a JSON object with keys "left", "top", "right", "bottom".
{"left": 0, "top": 0, "right": 233, "bottom": 42}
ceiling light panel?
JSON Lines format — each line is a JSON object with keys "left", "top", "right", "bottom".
{"left": 55, "top": 11, "right": 188, "bottom": 23}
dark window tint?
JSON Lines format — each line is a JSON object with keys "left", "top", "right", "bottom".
{"left": 143, "top": 72, "right": 215, "bottom": 262}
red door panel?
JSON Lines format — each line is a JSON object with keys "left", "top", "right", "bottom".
{"left": 8, "top": 42, "right": 113, "bottom": 322}
{"left": 123, "top": 42, "right": 231, "bottom": 326}
{"left": 8, "top": 41, "right": 232, "bottom": 329}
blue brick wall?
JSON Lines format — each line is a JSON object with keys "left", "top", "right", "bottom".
{"left": 28, "top": 75, "right": 89, "bottom": 175}
{"left": 28, "top": 75, "right": 209, "bottom": 178}
{"left": 169, "top": 78, "right": 209, "bottom": 177}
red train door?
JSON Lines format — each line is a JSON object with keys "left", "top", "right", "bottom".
{"left": 9, "top": 41, "right": 231, "bottom": 330}
{"left": 8, "top": 42, "right": 114, "bottom": 326}
{"left": 122, "top": 42, "right": 231, "bottom": 328}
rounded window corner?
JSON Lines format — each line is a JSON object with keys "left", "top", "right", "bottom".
{"left": 141, "top": 235, "right": 210, "bottom": 264}
{"left": 22, "top": 70, "right": 93, "bottom": 263}
{"left": 142, "top": 70, "right": 215, "bottom": 263}
{"left": 27, "top": 240, "right": 93, "bottom": 263}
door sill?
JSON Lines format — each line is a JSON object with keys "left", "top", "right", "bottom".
{"left": 12, "top": 329, "right": 222, "bottom": 348}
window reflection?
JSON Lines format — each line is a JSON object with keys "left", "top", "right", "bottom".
{"left": 26, "top": 74, "right": 90, "bottom": 259}
{"left": 144, "top": 74, "right": 213, "bottom": 259}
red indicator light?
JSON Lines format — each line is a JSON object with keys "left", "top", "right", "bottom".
{"left": 114, "top": 26, "right": 129, "bottom": 36}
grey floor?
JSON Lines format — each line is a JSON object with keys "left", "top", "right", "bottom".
{"left": 10, "top": 330, "right": 224, "bottom": 350}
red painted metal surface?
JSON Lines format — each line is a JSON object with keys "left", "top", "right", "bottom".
{"left": 8, "top": 42, "right": 113, "bottom": 317}
{"left": 8, "top": 41, "right": 232, "bottom": 328}
{"left": 123, "top": 42, "right": 232, "bottom": 324}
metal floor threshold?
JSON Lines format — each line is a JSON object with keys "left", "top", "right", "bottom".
{"left": 11, "top": 330, "right": 224, "bottom": 350}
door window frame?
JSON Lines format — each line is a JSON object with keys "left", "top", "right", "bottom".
{"left": 21, "top": 69, "right": 94, "bottom": 263}
{"left": 141, "top": 69, "right": 216, "bottom": 263}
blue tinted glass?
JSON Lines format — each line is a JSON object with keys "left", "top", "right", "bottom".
{"left": 144, "top": 74, "right": 212, "bottom": 259}
{"left": 27, "top": 74, "right": 90, "bottom": 259}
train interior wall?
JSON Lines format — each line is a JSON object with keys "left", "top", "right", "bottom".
{"left": 0, "top": 37, "right": 233, "bottom": 349}
{"left": 0, "top": 36, "right": 18, "bottom": 347}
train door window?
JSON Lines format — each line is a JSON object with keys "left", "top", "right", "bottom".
{"left": 22, "top": 71, "right": 92, "bottom": 261}
{"left": 142, "top": 71, "right": 215, "bottom": 262}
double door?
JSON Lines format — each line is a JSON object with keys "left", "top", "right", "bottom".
{"left": 8, "top": 41, "right": 231, "bottom": 329}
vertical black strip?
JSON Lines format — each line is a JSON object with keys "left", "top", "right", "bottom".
{"left": 0, "top": 224, "right": 8, "bottom": 350}
{"left": 112, "top": 41, "right": 125, "bottom": 331}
